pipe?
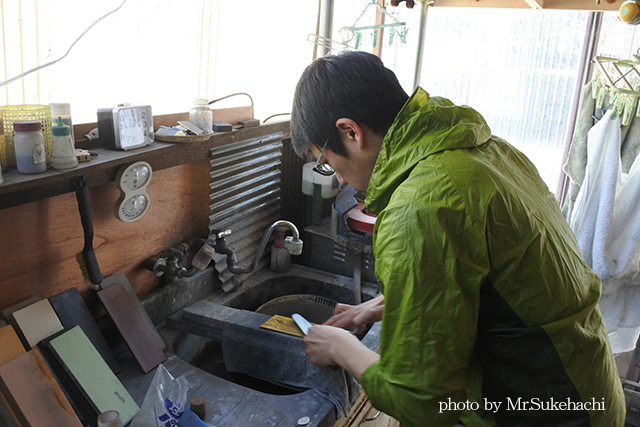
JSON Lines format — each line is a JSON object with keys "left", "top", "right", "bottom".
{"left": 319, "top": 0, "right": 335, "bottom": 58}
{"left": 412, "top": 1, "right": 430, "bottom": 90}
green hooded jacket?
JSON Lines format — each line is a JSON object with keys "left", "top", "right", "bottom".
{"left": 360, "top": 87, "right": 625, "bottom": 427}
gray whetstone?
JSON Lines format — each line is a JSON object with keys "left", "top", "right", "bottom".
{"left": 98, "top": 282, "right": 166, "bottom": 373}
{"left": 101, "top": 271, "right": 166, "bottom": 349}
{"left": 48, "top": 326, "right": 140, "bottom": 425}
{"left": 49, "top": 287, "right": 120, "bottom": 373}
{"left": 0, "top": 349, "right": 83, "bottom": 427}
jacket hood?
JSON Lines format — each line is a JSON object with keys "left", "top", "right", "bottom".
{"left": 365, "top": 87, "right": 492, "bottom": 214}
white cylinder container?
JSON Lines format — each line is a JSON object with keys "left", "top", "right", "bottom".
{"left": 13, "top": 120, "right": 47, "bottom": 174}
{"left": 301, "top": 162, "right": 339, "bottom": 198}
{"left": 50, "top": 124, "right": 78, "bottom": 170}
{"left": 50, "top": 103, "right": 75, "bottom": 142}
{"left": 97, "top": 410, "right": 122, "bottom": 427}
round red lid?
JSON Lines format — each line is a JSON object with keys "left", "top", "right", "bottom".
{"left": 13, "top": 120, "right": 42, "bottom": 132}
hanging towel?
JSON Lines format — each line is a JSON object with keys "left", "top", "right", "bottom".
{"left": 562, "top": 81, "right": 640, "bottom": 220}
{"left": 570, "top": 109, "right": 640, "bottom": 354}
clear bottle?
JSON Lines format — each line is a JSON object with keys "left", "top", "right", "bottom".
{"left": 50, "top": 103, "right": 75, "bottom": 142}
{"left": 51, "top": 120, "right": 78, "bottom": 170}
{"left": 13, "top": 120, "right": 47, "bottom": 174}
{"left": 189, "top": 98, "right": 213, "bottom": 133}
{"left": 270, "top": 227, "right": 291, "bottom": 273}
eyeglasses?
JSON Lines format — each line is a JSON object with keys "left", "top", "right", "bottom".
{"left": 313, "top": 141, "right": 335, "bottom": 176}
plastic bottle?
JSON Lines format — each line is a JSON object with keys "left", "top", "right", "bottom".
{"left": 270, "top": 227, "right": 291, "bottom": 273}
{"left": 50, "top": 118, "right": 78, "bottom": 170}
{"left": 189, "top": 99, "right": 213, "bottom": 133}
{"left": 13, "top": 120, "right": 47, "bottom": 174}
{"left": 50, "top": 103, "right": 75, "bottom": 142}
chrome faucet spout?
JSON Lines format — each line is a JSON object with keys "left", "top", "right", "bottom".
{"left": 218, "top": 220, "right": 303, "bottom": 275}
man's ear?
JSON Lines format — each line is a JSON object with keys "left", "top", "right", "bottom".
{"left": 335, "top": 118, "right": 365, "bottom": 149}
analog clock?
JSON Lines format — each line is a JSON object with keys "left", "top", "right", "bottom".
{"left": 115, "top": 161, "right": 152, "bottom": 222}
{"left": 97, "top": 105, "right": 154, "bottom": 150}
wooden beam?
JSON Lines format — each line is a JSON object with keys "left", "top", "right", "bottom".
{"left": 373, "top": 0, "right": 386, "bottom": 58}
{"left": 430, "top": 0, "right": 619, "bottom": 10}
{"left": 524, "top": 0, "right": 544, "bottom": 8}
{"left": 0, "top": 121, "right": 290, "bottom": 210}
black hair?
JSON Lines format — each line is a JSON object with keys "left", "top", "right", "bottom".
{"left": 291, "top": 50, "right": 409, "bottom": 158}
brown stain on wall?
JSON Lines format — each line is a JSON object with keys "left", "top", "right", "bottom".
{"left": 0, "top": 159, "right": 211, "bottom": 313}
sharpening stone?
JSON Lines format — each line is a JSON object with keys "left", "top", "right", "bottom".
{"left": 0, "top": 349, "right": 83, "bottom": 427}
{"left": 49, "top": 287, "right": 120, "bottom": 373}
{"left": 0, "top": 325, "right": 25, "bottom": 366}
{"left": 98, "top": 282, "right": 166, "bottom": 373}
{"left": 260, "top": 314, "right": 311, "bottom": 338}
{"left": 12, "top": 299, "right": 63, "bottom": 349}
{"left": 101, "top": 272, "right": 166, "bottom": 350}
{"left": 212, "top": 121, "right": 232, "bottom": 132}
{"left": 47, "top": 326, "right": 140, "bottom": 425}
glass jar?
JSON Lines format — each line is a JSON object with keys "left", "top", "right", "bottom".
{"left": 189, "top": 98, "right": 212, "bottom": 133}
{"left": 50, "top": 124, "right": 78, "bottom": 170}
{"left": 13, "top": 120, "right": 47, "bottom": 174}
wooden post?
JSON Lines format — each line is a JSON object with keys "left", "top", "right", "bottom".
{"left": 373, "top": 0, "right": 386, "bottom": 58}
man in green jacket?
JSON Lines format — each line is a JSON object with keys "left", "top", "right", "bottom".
{"left": 291, "top": 51, "right": 625, "bottom": 427}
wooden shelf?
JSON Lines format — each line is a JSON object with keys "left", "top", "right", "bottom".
{"left": 0, "top": 120, "right": 291, "bottom": 210}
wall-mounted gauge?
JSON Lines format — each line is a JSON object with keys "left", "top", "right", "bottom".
{"left": 114, "top": 161, "right": 152, "bottom": 222}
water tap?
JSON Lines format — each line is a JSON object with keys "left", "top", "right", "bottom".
{"left": 192, "top": 220, "right": 303, "bottom": 274}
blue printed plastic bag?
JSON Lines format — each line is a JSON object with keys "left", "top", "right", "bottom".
{"left": 130, "top": 364, "right": 190, "bottom": 427}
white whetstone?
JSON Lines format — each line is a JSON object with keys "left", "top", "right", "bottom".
{"left": 12, "top": 299, "right": 63, "bottom": 349}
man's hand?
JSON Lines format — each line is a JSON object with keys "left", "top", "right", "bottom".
{"left": 323, "top": 295, "right": 384, "bottom": 334}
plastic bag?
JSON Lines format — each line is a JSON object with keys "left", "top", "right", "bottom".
{"left": 130, "top": 364, "right": 190, "bottom": 427}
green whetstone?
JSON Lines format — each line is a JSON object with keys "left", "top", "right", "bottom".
{"left": 49, "top": 287, "right": 120, "bottom": 373}
{"left": 48, "top": 326, "right": 140, "bottom": 425}
{"left": 98, "top": 282, "right": 166, "bottom": 373}
{"left": 0, "top": 349, "right": 83, "bottom": 427}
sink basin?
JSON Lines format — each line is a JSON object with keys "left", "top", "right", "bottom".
{"left": 167, "top": 264, "right": 379, "bottom": 391}
{"left": 169, "top": 264, "right": 378, "bottom": 342}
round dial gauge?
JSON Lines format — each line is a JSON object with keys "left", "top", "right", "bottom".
{"left": 118, "top": 162, "right": 151, "bottom": 192}
{"left": 118, "top": 194, "right": 150, "bottom": 222}
{"left": 115, "top": 161, "right": 152, "bottom": 222}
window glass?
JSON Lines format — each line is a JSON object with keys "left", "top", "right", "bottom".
{"left": 410, "top": 8, "right": 591, "bottom": 192}
{"left": 0, "top": 0, "right": 318, "bottom": 124}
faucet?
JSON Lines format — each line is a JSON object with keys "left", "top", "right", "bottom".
{"left": 192, "top": 220, "right": 303, "bottom": 275}
{"left": 144, "top": 239, "right": 204, "bottom": 284}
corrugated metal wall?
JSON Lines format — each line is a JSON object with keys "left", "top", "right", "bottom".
{"left": 208, "top": 134, "right": 285, "bottom": 291}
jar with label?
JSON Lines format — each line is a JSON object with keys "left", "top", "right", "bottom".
{"left": 189, "top": 98, "right": 213, "bottom": 133}
{"left": 13, "top": 120, "right": 47, "bottom": 174}
{"left": 50, "top": 121, "right": 78, "bottom": 170}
